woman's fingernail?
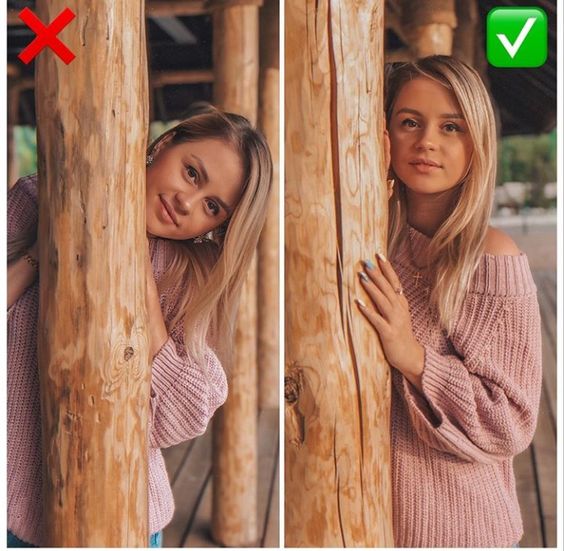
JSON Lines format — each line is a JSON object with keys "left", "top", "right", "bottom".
{"left": 355, "top": 298, "right": 367, "bottom": 308}
{"left": 376, "top": 252, "right": 387, "bottom": 262}
{"left": 364, "top": 259, "right": 375, "bottom": 270}
{"left": 358, "top": 271, "right": 369, "bottom": 282}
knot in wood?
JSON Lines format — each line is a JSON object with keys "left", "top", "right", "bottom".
{"left": 285, "top": 376, "right": 299, "bottom": 404}
{"left": 123, "top": 346, "right": 135, "bottom": 361}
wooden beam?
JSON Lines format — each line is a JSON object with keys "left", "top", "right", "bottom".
{"left": 285, "top": 0, "right": 393, "bottom": 546}
{"left": 8, "top": 1, "right": 207, "bottom": 25}
{"left": 8, "top": 70, "right": 213, "bottom": 94}
{"left": 35, "top": 1, "right": 150, "bottom": 546}
{"left": 257, "top": 0, "right": 279, "bottom": 410}
{"left": 210, "top": 0, "right": 260, "bottom": 547}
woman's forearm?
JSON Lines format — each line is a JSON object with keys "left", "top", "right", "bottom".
{"left": 8, "top": 248, "right": 38, "bottom": 309}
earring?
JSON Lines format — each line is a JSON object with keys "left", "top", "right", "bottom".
{"left": 192, "top": 234, "right": 205, "bottom": 244}
{"left": 146, "top": 155, "right": 154, "bottom": 166}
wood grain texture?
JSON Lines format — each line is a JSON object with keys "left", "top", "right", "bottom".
{"left": 285, "top": 1, "right": 393, "bottom": 546}
{"left": 211, "top": 4, "right": 260, "bottom": 545}
{"left": 257, "top": 0, "right": 280, "bottom": 410}
{"left": 35, "top": 1, "right": 150, "bottom": 546}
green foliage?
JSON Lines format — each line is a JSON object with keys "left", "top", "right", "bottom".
{"left": 497, "top": 130, "right": 556, "bottom": 208}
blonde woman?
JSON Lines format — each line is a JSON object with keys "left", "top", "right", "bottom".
{"left": 7, "top": 107, "right": 272, "bottom": 547}
{"left": 356, "top": 56, "right": 541, "bottom": 547}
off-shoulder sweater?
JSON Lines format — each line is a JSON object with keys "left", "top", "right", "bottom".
{"left": 7, "top": 174, "right": 228, "bottom": 545}
{"left": 390, "top": 226, "right": 542, "bottom": 547}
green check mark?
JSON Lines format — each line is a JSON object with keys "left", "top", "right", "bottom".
{"left": 487, "top": 7, "right": 547, "bottom": 68}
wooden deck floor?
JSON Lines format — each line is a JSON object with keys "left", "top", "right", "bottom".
{"left": 161, "top": 408, "right": 279, "bottom": 548}
{"left": 514, "top": 269, "right": 556, "bottom": 547}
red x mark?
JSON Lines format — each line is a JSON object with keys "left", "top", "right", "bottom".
{"left": 18, "top": 7, "right": 76, "bottom": 65}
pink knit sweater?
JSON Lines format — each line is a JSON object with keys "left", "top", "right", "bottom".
{"left": 7, "top": 174, "right": 228, "bottom": 545}
{"left": 390, "top": 226, "right": 542, "bottom": 547}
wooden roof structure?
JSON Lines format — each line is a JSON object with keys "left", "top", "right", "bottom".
{"left": 8, "top": 0, "right": 556, "bottom": 135}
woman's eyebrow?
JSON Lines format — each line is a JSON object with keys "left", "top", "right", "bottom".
{"left": 189, "top": 153, "right": 209, "bottom": 183}
{"left": 395, "top": 107, "right": 464, "bottom": 119}
{"left": 213, "top": 195, "right": 233, "bottom": 215}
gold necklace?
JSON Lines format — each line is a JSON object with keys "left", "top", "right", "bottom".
{"left": 406, "top": 229, "right": 428, "bottom": 288}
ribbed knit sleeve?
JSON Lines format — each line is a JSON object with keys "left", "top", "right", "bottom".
{"left": 148, "top": 333, "right": 227, "bottom": 449}
{"left": 8, "top": 174, "right": 38, "bottom": 243}
{"left": 402, "top": 254, "right": 542, "bottom": 464}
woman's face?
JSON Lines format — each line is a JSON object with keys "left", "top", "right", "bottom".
{"left": 388, "top": 76, "right": 473, "bottom": 196}
{"left": 146, "top": 137, "right": 244, "bottom": 240}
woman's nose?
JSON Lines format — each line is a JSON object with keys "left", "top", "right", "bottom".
{"left": 415, "top": 127, "right": 437, "bottom": 151}
{"left": 175, "top": 191, "right": 195, "bottom": 215}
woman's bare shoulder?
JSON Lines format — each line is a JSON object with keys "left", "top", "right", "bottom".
{"left": 483, "top": 226, "right": 521, "bottom": 256}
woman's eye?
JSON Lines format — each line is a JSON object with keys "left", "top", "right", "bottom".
{"left": 401, "top": 118, "right": 418, "bottom": 128}
{"left": 185, "top": 165, "right": 198, "bottom": 182}
{"left": 443, "top": 123, "right": 461, "bottom": 133}
{"left": 206, "top": 200, "right": 220, "bottom": 216}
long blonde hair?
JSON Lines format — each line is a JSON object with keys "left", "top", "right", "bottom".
{"left": 147, "top": 107, "right": 273, "bottom": 367}
{"left": 385, "top": 56, "right": 497, "bottom": 332}
{"left": 9, "top": 107, "right": 273, "bottom": 369}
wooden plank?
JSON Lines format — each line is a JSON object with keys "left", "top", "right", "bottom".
{"left": 183, "top": 476, "right": 215, "bottom": 547}
{"left": 531, "top": 389, "right": 557, "bottom": 547}
{"left": 534, "top": 272, "right": 556, "bottom": 432}
{"left": 257, "top": 409, "right": 280, "bottom": 542}
{"left": 263, "top": 458, "right": 279, "bottom": 547}
{"left": 514, "top": 448, "right": 543, "bottom": 547}
{"left": 162, "top": 440, "right": 194, "bottom": 486}
{"left": 163, "top": 428, "right": 213, "bottom": 547}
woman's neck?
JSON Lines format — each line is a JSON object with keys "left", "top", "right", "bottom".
{"left": 405, "top": 187, "right": 459, "bottom": 237}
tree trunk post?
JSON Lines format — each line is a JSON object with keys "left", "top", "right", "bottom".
{"left": 257, "top": 0, "right": 279, "bottom": 410}
{"left": 285, "top": 0, "right": 394, "bottom": 546}
{"left": 401, "top": 0, "right": 457, "bottom": 57}
{"left": 209, "top": 0, "right": 262, "bottom": 546}
{"left": 35, "top": 1, "right": 151, "bottom": 546}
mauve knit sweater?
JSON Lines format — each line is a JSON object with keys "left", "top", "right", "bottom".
{"left": 390, "top": 226, "right": 542, "bottom": 547}
{"left": 7, "top": 174, "right": 228, "bottom": 545}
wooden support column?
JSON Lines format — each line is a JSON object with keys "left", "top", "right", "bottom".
{"left": 285, "top": 0, "right": 393, "bottom": 546}
{"left": 453, "top": 0, "right": 478, "bottom": 66}
{"left": 401, "top": 0, "right": 457, "bottom": 57}
{"left": 257, "top": 0, "right": 279, "bottom": 410}
{"left": 35, "top": 1, "right": 150, "bottom": 546}
{"left": 209, "top": 0, "right": 261, "bottom": 546}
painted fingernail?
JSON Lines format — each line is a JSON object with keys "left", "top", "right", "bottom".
{"left": 364, "top": 259, "right": 375, "bottom": 270}
{"left": 358, "top": 271, "right": 369, "bottom": 282}
{"left": 355, "top": 298, "right": 367, "bottom": 308}
{"left": 376, "top": 252, "right": 387, "bottom": 262}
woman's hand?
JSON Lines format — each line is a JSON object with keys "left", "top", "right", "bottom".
{"left": 355, "top": 253, "right": 425, "bottom": 391}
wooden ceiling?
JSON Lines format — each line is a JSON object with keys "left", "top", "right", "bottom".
{"left": 7, "top": 0, "right": 557, "bottom": 135}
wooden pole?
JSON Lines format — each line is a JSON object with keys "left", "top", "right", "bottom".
{"left": 35, "top": 1, "right": 150, "bottom": 546}
{"left": 210, "top": 0, "right": 261, "bottom": 546}
{"left": 257, "top": 0, "right": 279, "bottom": 410}
{"left": 453, "top": 0, "right": 478, "bottom": 65}
{"left": 7, "top": 82, "right": 20, "bottom": 187}
{"left": 401, "top": 0, "right": 457, "bottom": 57}
{"left": 285, "top": 0, "right": 393, "bottom": 546}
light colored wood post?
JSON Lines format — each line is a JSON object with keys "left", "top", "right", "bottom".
{"left": 402, "top": 0, "right": 457, "bottom": 57}
{"left": 453, "top": 0, "right": 478, "bottom": 65}
{"left": 35, "top": 1, "right": 150, "bottom": 546}
{"left": 257, "top": 0, "right": 279, "bottom": 410}
{"left": 209, "top": 0, "right": 261, "bottom": 546}
{"left": 285, "top": 0, "right": 393, "bottom": 546}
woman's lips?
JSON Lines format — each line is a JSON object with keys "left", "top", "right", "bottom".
{"left": 159, "top": 195, "right": 178, "bottom": 225}
{"left": 409, "top": 160, "right": 442, "bottom": 174}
